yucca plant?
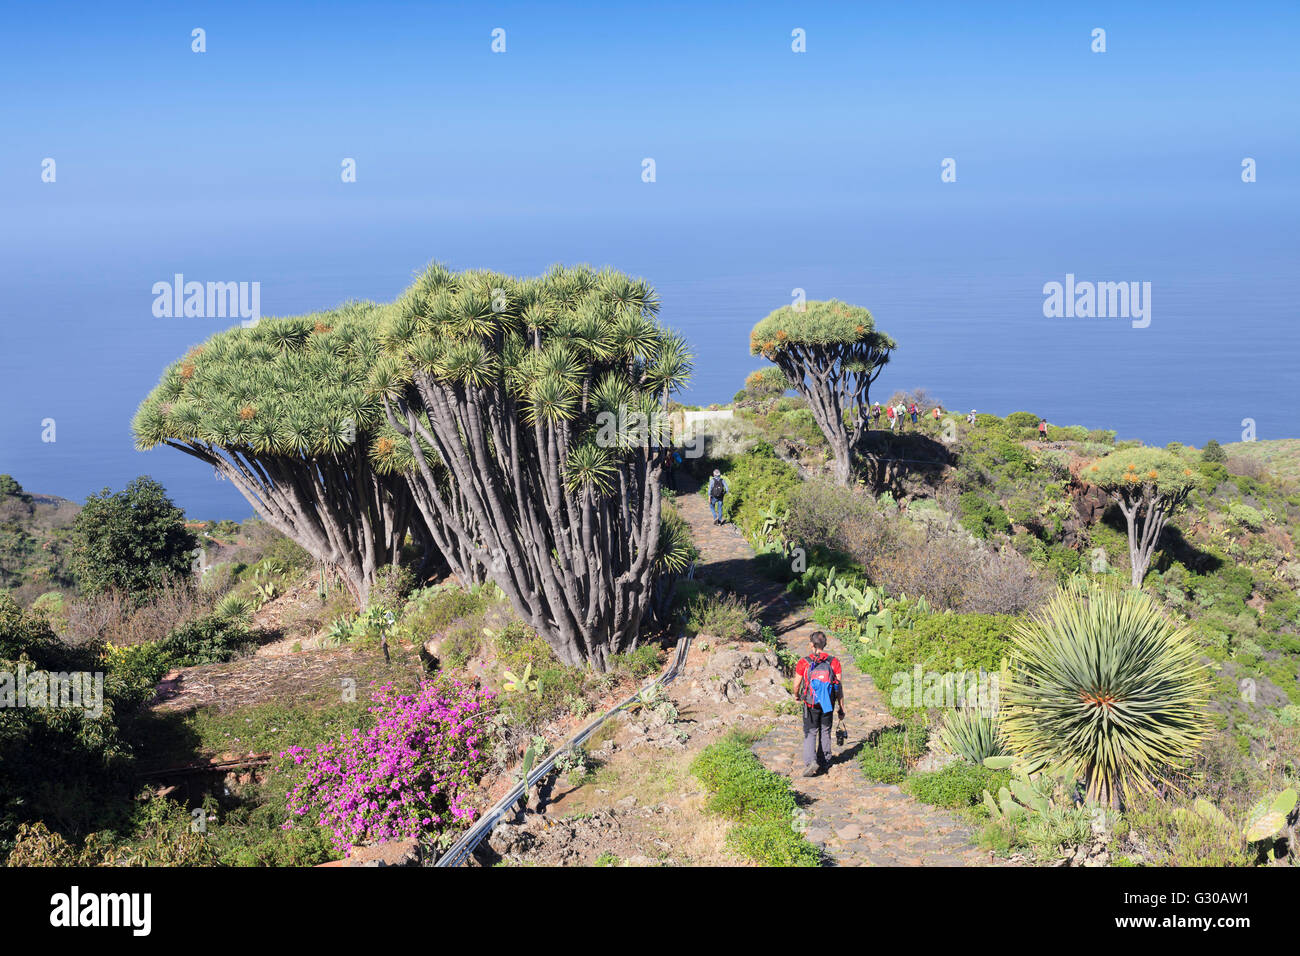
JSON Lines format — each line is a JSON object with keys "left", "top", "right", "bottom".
{"left": 1000, "top": 579, "right": 1212, "bottom": 808}
{"left": 213, "top": 594, "right": 254, "bottom": 621}
{"left": 937, "top": 707, "right": 1007, "bottom": 764}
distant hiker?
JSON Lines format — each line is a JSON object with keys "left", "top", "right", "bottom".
{"left": 1038, "top": 418, "right": 1048, "bottom": 441}
{"left": 909, "top": 402, "right": 919, "bottom": 425}
{"left": 872, "top": 402, "right": 882, "bottom": 428}
{"left": 932, "top": 405, "right": 942, "bottom": 421}
{"left": 707, "top": 469, "right": 730, "bottom": 524}
{"left": 967, "top": 409, "right": 977, "bottom": 425}
{"left": 794, "top": 631, "right": 844, "bottom": 776}
{"left": 663, "top": 448, "right": 682, "bottom": 490}
{"left": 895, "top": 402, "right": 908, "bottom": 431}
{"left": 887, "top": 403, "right": 897, "bottom": 432}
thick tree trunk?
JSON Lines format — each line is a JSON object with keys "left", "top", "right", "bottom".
{"left": 164, "top": 440, "right": 415, "bottom": 607}
{"left": 386, "top": 376, "right": 663, "bottom": 671}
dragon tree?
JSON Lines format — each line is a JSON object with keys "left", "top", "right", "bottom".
{"left": 133, "top": 304, "right": 431, "bottom": 605}
{"left": 750, "top": 300, "right": 895, "bottom": 485}
{"left": 1086, "top": 448, "right": 1198, "bottom": 588}
{"left": 370, "top": 263, "right": 694, "bottom": 670}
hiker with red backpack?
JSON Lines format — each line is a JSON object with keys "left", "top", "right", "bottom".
{"left": 793, "top": 631, "right": 844, "bottom": 776}
{"left": 1038, "top": 418, "right": 1048, "bottom": 441}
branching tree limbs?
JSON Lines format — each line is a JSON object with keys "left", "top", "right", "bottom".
{"left": 1086, "top": 448, "right": 1198, "bottom": 588}
{"left": 750, "top": 301, "right": 895, "bottom": 485}
{"left": 133, "top": 305, "right": 418, "bottom": 605}
{"left": 372, "top": 264, "right": 693, "bottom": 669}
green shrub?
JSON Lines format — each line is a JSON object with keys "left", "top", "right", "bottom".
{"left": 862, "top": 612, "right": 1015, "bottom": 719}
{"left": 681, "top": 588, "right": 757, "bottom": 641}
{"left": 609, "top": 644, "right": 663, "bottom": 680}
{"left": 857, "top": 720, "right": 929, "bottom": 784}
{"left": 691, "top": 731, "right": 821, "bottom": 867}
{"left": 439, "top": 624, "right": 483, "bottom": 669}
{"left": 957, "top": 492, "right": 1011, "bottom": 539}
{"left": 368, "top": 564, "right": 415, "bottom": 612}
{"left": 904, "top": 763, "right": 1010, "bottom": 809}
{"left": 1005, "top": 411, "right": 1039, "bottom": 431}
{"left": 398, "top": 585, "right": 488, "bottom": 641}
{"left": 159, "top": 613, "right": 255, "bottom": 666}
{"left": 704, "top": 443, "right": 801, "bottom": 545}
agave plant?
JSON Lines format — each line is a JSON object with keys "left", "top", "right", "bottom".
{"left": 213, "top": 594, "right": 254, "bottom": 621}
{"left": 999, "top": 579, "right": 1212, "bottom": 808}
{"left": 937, "top": 707, "right": 1006, "bottom": 764}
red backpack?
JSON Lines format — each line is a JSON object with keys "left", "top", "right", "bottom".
{"left": 801, "top": 654, "right": 840, "bottom": 710}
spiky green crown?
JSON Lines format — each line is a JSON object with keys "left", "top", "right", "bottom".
{"left": 369, "top": 263, "right": 693, "bottom": 486}
{"left": 132, "top": 302, "right": 388, "bottom": 459}
{"left": 749, "top": 300, "right": 895, "bottom": 363}
{"left": 1085, "top": 447, "right": 1199, "bottom": 495}
{"left": 135, "top": 263, "right": 694, "bottom": 485}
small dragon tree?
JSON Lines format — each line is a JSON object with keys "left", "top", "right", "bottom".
{"left": 371, "top": 263, "right": 694, "bottom": 671}
{"left": 1086, "top": 448, "right": 1198, "bottom": 588}
{"left": 133, "top": 304, "right": 423, "bottom": 605}
{"left": 750, "top": 300, "right": 895, "bottom": 485}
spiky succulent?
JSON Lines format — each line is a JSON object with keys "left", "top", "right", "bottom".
{"left": 999, "top": 579, "right": 1212, "bottom": 808}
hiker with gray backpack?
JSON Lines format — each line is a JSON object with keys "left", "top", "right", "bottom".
{"left": 793, "top": 631, "right": 844, "bottom": 776}
{"left": 707, "top": 469, "right": 729, "bottom": 524}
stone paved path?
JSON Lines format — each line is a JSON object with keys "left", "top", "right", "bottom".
{"left": 674, "top": 479, "right": 996, "bottom": 866}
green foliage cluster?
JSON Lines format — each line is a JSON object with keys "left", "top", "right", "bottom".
{"left": 678, "top": 587, "right": 757, "bottom": 641}
{"left": 750, "top": 300, "right": 892, "bottom": 353}
{"left": 904, "top": 763, "right": 1010, "bottom": 810}
{"left": 856, "top": 612, "right": 1016, "bottom": 720}
{"left": 858, "top": 720, "right": 929, "bottom": 784}
{"left": 691, "top": 730, "right": 821, "bottom": 866}
{"left": 958, "top": 491, "right": 1011, "bottom": 539}
{"left": 70, "top": 477, "right": 198, "bottom": 602}
{"left": 701, "top": 442, "right": 802, "bottom": 546}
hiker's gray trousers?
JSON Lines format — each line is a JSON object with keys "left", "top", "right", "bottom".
{"left": 802, "top": 706, "right": 833, "bottom": 767}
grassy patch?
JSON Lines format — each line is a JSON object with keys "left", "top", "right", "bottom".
{"left": 857, "top": 720, "right": 929, "bottom": 784}
{"left": 903, "top": 763, "right": 1010, "bottom": 810}
{"left": 690, "top": 730, "right": 821, "bottom": 866}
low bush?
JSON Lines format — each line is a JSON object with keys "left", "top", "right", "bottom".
{"left": 904, "top": 763, "right": 1009, "bottom": 809}
{"left": 398, "top": 585, "right": 488, "bottom": 642}
{"left": 159, "top": 613, "right": 256, "bottom": 666}
{"left": 691, "top": 730, "right": 821, "bottom": 866}
{"left": 680, "top": 588, "right": 758, "bottom": 641}
{"left": 857, "top": 720, "right": 929, "bottom": 784}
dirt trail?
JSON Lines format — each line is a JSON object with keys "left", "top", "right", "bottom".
{"left": 674, "top": 480, "right": 996, "bottom": 866}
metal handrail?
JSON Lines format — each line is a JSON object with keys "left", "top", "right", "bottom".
{"left": 435, "top": 633, "right": 692, "bottom": 867}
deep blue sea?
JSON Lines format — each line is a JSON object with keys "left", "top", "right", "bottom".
{"left": 3, "top": 193, "right": 1295, "bottom": 520}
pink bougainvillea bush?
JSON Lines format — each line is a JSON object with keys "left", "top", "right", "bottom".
{"left": 282, "top": 678, "right": 493, "bottom": 853}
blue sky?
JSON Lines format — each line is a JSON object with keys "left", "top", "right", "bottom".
{"left": 2, "top": 1, "right": 1297, "bottom": 517}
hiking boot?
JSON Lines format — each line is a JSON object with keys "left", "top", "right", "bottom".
{"left": 801, "top": 765, "right": 820, "bottom": 778}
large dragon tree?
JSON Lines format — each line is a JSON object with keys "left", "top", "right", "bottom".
{"left": 370, "top": 263, "right": 694, "bottom": 670}
{"left": 1086, "top": 448, "right": 1198, "bottom": 588}
{"left": 750, "top": 300, "right": 895, "bottom": 485}
{"left": 133, "top": 304, "right": 425, "bottom": 605}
